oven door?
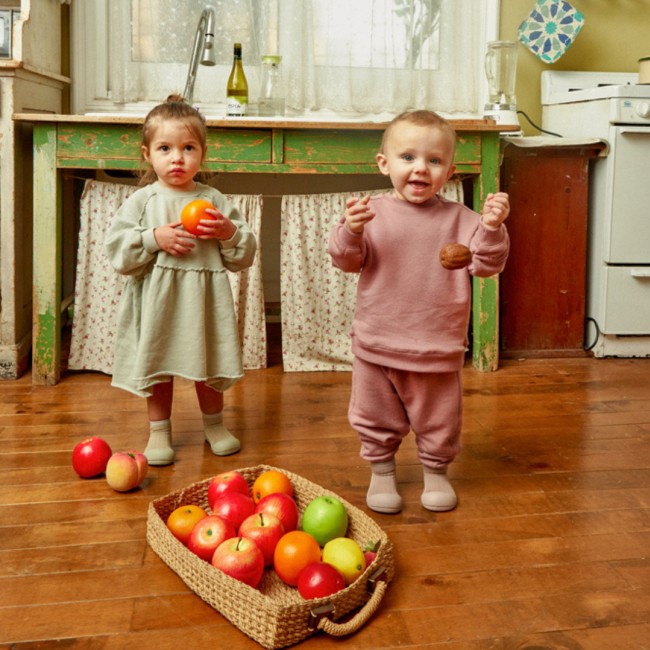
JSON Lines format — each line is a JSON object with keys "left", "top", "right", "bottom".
{"left": 601, "top": 126, "right": 650, "bottom": 264}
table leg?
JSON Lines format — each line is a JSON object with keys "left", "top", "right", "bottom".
{"left": 32, "top": 124, "right": 61, "bottom": 385}
{"left": 472, "top": 131, "right": 501, "bottom": 372}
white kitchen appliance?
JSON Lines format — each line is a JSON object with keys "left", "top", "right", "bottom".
{"left": 484, "top": 40, "right": 520, "bottom": 127}
{"left": 542, "top": 70, "right": 650, "bottom": 357}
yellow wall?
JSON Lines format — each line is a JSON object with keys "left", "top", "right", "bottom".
{"left": 500, "top": 0, "right": 650, "bottom": 134}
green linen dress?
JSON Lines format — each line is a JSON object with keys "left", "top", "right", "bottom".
{"left": 105, "top": 182, "right": 257, "bottom": 397}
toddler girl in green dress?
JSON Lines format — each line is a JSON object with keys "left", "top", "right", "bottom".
{"left": 105, "top": 95, "right": 257, "bottom": 465}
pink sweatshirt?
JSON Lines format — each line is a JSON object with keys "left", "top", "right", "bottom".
{"left": 328, "top": 193, "right": 510, "bottom": 372}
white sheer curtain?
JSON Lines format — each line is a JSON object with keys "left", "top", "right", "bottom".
{"left": 72, "top": 0, "right": 496, "bottom": 117}
{"left": 280, "top": 0, "right": 484, "bottom": 116}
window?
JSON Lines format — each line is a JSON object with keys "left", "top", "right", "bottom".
{"left": 311, "top": 0, "right": 442, "bottom": 70}
{"left": 71, "top": 0, "right": 499, "bottom": 118}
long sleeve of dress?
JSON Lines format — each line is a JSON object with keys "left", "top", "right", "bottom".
{"left": 215, "top": 202, "right": 257, "bottom": 273}
{"left": 105, "top": 191, "right": 159, "bottom": 277}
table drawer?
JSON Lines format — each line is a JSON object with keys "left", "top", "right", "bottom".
{"left": 56, "top": 125, "right": 273, "bottom": 167}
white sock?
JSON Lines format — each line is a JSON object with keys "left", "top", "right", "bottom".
{"left": 144, "top": 419, "right": 175, "bottom": 466}
{"left": 203, "top": 412, "right": 240, "bottom": 456}
{"left": 366, "top": 459, "right": 402, "bottom": 514}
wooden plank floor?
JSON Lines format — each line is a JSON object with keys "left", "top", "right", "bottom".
{"left": 1, "top": 331, "right": 650, "bottom": 649}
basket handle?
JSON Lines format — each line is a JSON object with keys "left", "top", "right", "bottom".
{"left": 308, "top": 565, "right": 389, "bottom": 637}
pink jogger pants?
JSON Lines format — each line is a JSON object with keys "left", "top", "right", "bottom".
{"left": 348, "top": 357, "right": 463, "bottom": 469}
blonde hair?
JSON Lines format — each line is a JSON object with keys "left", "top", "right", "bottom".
{"left": 139, "top": 94, "right": 208, "bottom": 185}
{"left": 380, "top": 110, "right": 457, "bottom": 155}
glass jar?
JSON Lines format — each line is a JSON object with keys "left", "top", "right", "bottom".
{"left": 258, "top": 55, "right": 285, "bottom": 117}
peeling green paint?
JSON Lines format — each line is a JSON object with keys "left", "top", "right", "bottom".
{"left": 472, "top": 276, "right": 499, "bottom": 372}
{"left": 33, "top": 306, "right": 60, "bottom": 385}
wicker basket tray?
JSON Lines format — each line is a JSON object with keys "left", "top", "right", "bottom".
{"left": 147, "top": 464, "right": 394, "bottom": 649}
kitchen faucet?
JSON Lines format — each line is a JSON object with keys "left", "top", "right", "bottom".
{"left": 182, "top": 8, "right": 217, "bottom": 105}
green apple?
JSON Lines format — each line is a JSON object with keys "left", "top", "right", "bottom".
{"left": 300, "top": 495, "right": 348, "bottom": 546}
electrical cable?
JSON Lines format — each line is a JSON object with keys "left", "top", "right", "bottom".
{"left": 517, "top": 110, "right": 563, "bottom": 137}
{"left": 584, "top": 317, "right": 600, "bottom": 352}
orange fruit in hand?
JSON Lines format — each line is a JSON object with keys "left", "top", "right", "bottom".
{"left": 166, "top": 504, "right": 208, "bottom": 545}
{"left": 273, "top": 530, "right": 322, "bottom": 586}
{"left": 180, "top": 199, "right": 217, "bottom": 235}
{"left": 252, "top": 469, "right": 293, "bottom": 504}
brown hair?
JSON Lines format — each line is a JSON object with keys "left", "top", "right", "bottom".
{"left": 380, "top": 110, "right": 457, "bottom": 155}
{"left": 139, "top": 94, "right": 208, "bottom": 185}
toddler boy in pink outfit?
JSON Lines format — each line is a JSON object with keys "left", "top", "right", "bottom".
{"left": 328, "top": 110, "right": 510, "bottom": 513}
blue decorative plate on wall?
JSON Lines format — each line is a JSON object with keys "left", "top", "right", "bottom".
{"left": 518, "top": 0, "right": 585, "bottom": 64}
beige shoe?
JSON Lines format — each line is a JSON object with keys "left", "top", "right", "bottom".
{"left": 366, "top": 460, "right": 403, "bottom": 514}
{"left": 421, "top": 466, "right": 457, "bottom": 512}
{"left": 144, "top": 420, "right": 175, "bottom": 466}
{"left": 203, "top": 413, "right": 241, "bottom": 456}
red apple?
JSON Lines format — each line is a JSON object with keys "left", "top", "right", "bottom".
{"left": 71, "top": 436, "right": 112, "bottom": 478}
{"left": 105, "top": 451, "right": 147, "bottom": 492}
{"left": 207, "top": 471, "right": 251, "bottom": 510}
{"left": 187, "top": 515, "right": 236, "bottom": 562}
{"left": 211, "top": 536, "right": 265, "bottom": 588}
{"left": 211, "top": 492, "right": 256, "bottom": 532}
{"left": 255, "top": 492, "right": 299, "bottom": 532}
{"left": 297, "top": 561, "right": 346, "bottom": 600}
{"left": 238, "top": 512, "right": 285, "bottom": 566}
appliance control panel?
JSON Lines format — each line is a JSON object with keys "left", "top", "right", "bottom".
{"left": 611, "top": 99, "right": 650, "bottom": 124}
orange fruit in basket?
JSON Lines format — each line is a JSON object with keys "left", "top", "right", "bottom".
{"left": 273, "top": 530, "right": 322, "bottom": 586}
{"left": 252, "top": 469, "right": 293, "bottom": 504}
{"left": 167, "top": 504, "right": 208, "bottom": 545}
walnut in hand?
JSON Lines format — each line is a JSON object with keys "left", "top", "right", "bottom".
{"left": 439, "top": 243, "right": 472, "bottom": 270}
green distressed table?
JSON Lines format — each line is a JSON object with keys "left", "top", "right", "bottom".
{"left": 15, "top": 114, "right": 514, "bottom": 384}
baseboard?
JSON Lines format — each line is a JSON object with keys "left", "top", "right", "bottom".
{"left": 0, "top": 333, "right": 32, "bottom": 380}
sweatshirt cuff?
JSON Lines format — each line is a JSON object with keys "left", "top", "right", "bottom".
{"left": 338, "top": 224, "right": 364, "bottom": 246}
{"left": 481, "top": 217, "right": 503, "bottom": 231}
{"left": 219, "top": 227, "right": 242, "bottom": 249}
{"left": 479, "top": 221, "right": 506, "bottom": 240}
{"left": 143, "top": 228, "right": 160, "bottom": 253}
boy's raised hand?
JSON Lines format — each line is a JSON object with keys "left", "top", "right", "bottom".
{"left": 345, "top": 195, "right": 375, "bottom": 234}
{"left": 481, "top": 192, "right": 510, "bottom": 229}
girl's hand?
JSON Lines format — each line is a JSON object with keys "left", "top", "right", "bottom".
{"left": 154, "top": 221, "right": 196, "bottom": 256}
{"left": 481, "top": 192, "right": 510, "bottom": 229}
{"left": 195, "top": 208, "right": 237, "bottom": 240}
{"left": 344, "top": 195, "right": 375, "bottom": 234}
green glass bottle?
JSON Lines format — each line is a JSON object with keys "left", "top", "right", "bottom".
{"left": 226, "top": 43, "right": 248, "bottom": 116}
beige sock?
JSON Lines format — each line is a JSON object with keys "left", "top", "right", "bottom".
{"left": 366, "top": 459, "right": 402, "bottom": 514}
{"left": 144, "top": 419, "right": 175, "bottom": 466}
{"left": 203, "top": 412, "right": 240, "bottom": 456}
{"left": 421, "top": 466, "right": 457, "bottom": 512}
